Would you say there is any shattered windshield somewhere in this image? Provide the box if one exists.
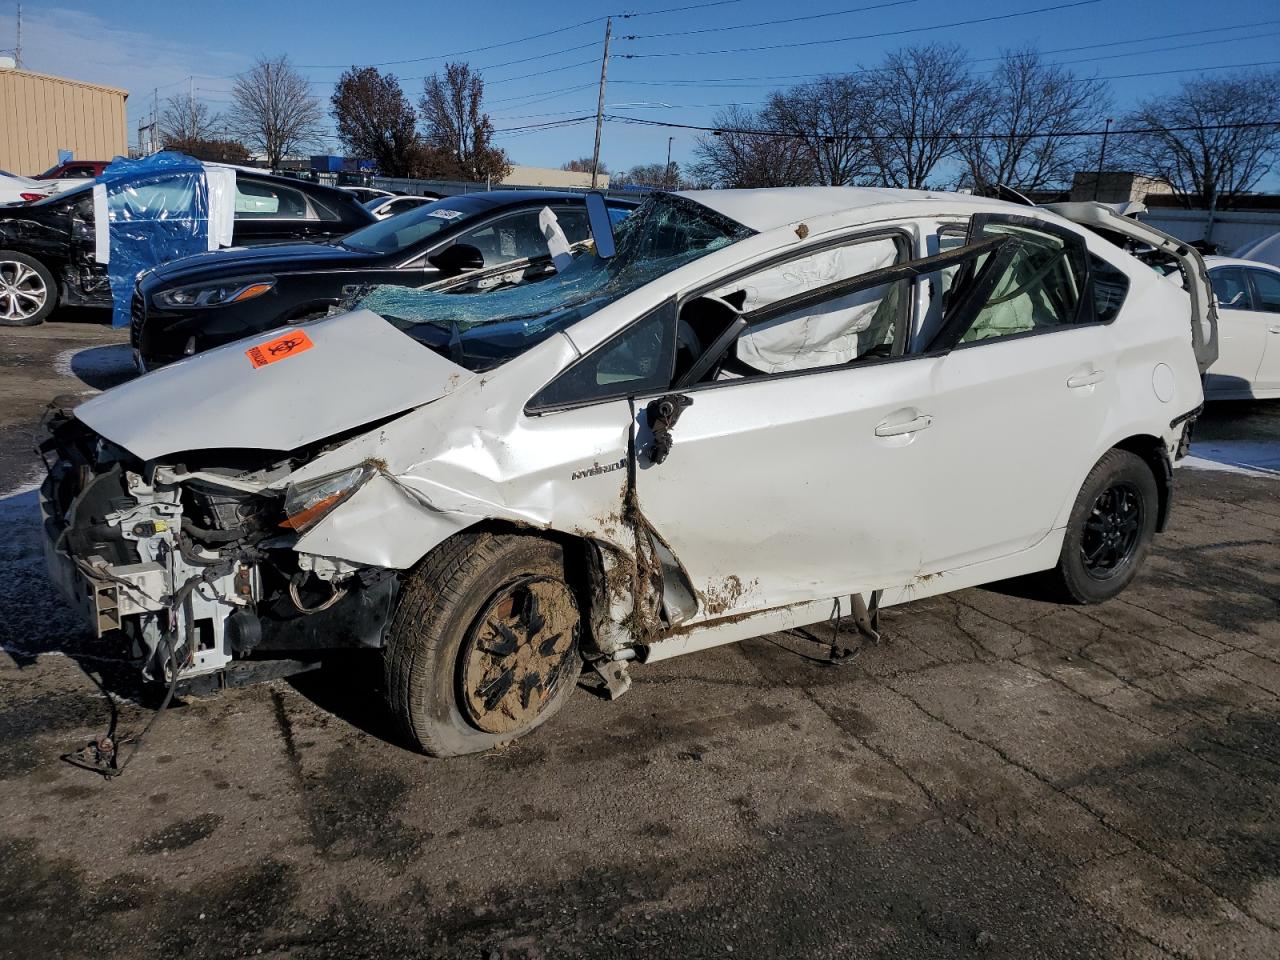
[358,193,754,371]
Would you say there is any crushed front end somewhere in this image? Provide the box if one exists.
[39,406,397,686]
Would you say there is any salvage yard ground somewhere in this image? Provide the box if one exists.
[1,318,1278,959]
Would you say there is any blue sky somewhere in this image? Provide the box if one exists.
[6,0,1279,184]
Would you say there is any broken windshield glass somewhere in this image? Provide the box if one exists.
[358,193,754,371]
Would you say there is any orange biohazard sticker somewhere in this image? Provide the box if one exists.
[246,330,314,368]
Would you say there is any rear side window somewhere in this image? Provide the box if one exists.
[1211,267,1251,309]
[958,221,1088,344]
[1090,255,1129,323]
[235,179,313,219]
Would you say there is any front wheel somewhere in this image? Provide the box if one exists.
[0,251,57,326]
[384,533,583,757]
[1045,449,1159,604]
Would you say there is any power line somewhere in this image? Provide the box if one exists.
[622,0,920,40]
[293,0,744,71]
[598,58,1280,113]
[609,18,1280,86]
[605,114,1280,141]
[622,0,1103,58]
[296,16,606,69]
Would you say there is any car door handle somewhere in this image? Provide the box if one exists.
[1066,369,1106,388]
[875,415,933,437]
[1268,324,1280,334]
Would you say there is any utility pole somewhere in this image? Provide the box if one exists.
[665,135,674,188]
[1092,117,1113,202]
[14,2,20,69]
[590,17,612,190]
[189,75,195,140]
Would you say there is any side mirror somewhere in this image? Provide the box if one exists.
[428,242,484,276]
[585,191,616,259]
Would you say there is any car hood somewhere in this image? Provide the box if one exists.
[76,308,474,460]
[146,241,379,284]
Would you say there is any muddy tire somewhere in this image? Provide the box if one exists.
[384,532,583,757]
[0,251,57,326]
[1044,449,1158,605]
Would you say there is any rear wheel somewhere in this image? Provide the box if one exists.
[0,251,56,326]
[384,533,583,757]
[1045,449,1158,604]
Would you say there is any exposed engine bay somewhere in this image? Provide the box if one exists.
[39,406,397,685]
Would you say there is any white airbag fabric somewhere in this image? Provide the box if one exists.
[538,206,573,272]
[719,238,899,373]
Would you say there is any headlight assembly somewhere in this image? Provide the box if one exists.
[154,277,276,309]
[280,463,377,532]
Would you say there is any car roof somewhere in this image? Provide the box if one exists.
[1203,255,1280,272]
[454,189,631,208]
[675,186,1015,233]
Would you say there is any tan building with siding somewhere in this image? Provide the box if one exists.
[0,66,128,175]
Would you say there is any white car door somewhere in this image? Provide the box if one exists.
[620,232,985,618]
[1207,265,1267,393]
[1245,266,1280,390]
[910,213,1118,572]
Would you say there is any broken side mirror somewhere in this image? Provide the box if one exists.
[585,191,615,259]
[428,242,484,276]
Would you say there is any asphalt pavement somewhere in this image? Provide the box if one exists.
[1,317,1278,959]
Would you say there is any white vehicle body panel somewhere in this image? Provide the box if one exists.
[47,187,1206,679]
[76,309,475,460]
[0,171,54,204]
[1203,255,1280,400]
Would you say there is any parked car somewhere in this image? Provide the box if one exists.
[1204,255,1280,399]
[41,188,1212,756]
[132,190,635,367]
[36,160,112,193]
[0,171,374,326]
[340,186,393,204]
[0,169,55,205]
[364,194,436,220]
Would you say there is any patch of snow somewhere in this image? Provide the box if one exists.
[1182,440,1280,479]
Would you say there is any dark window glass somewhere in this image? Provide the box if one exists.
[531,306,675,408]
[1211,267,1251,309]
[1247,268,1280,314]
[1091,255,1129,323]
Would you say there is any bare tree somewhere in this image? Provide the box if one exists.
[562,156,608,174]
[764,75,878,185]
[869,44,983,189]
[228,55,325,169]
[419,62,511,182]
[331,67,420,177]
[159,93,215,146]
[613,161,685,189]
[960,49,1109,193]
[1118,69,1280,211]
[692,106,812,188]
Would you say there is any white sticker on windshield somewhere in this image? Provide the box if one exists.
[427,209,464,220]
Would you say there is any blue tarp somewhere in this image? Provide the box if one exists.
[97,152,211,327]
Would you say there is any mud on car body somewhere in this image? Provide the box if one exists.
[41,189,1214,756]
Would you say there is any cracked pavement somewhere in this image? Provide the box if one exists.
[1,319,1278,959]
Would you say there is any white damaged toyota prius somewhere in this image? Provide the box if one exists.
[41,188,1216,756]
